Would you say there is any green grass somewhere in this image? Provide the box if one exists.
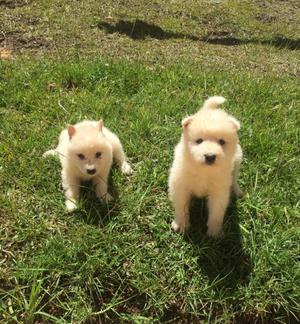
[0,59,299,322]
[1,0,300,322]
[1,0,299,75]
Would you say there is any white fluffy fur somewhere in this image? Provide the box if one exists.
[44,120,132,211]
[168,96,243,237]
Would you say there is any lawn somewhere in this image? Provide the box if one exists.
[0,0,299,323]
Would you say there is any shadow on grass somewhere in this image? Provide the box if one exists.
[204,35,300,50]
[96,19,200,41]
[186,196,251,291]
[73,173,120,227]
[87,275,149,322]
[96,19,300,50]
[0,0,31,9]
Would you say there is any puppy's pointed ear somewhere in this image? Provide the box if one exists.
[98,119,104,132]
[229,116,240,131]
[67,125,76,139]
[182,116,193,129]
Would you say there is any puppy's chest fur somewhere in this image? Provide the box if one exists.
[170,142,233,198]
[186,166,232,197]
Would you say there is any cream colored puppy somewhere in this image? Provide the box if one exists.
[168,96,243,237]
[44,120,132,211]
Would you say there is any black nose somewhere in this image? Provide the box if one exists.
[87,169,96,175]
[205,154,216,164]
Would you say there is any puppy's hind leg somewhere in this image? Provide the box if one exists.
[232,145,243,197]
[232,165,243,198]
[232,157,243,198]
[43,149,58,158]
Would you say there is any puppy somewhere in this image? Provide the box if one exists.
[168,96,243,237]
[44,119,132,211]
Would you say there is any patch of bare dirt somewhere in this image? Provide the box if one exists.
[0,0,31,9]
[256,14,279,24]
[13,14,40,25]
[254,0,299,23]
[0,31,48,51]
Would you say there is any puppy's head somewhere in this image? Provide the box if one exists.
[182,97,240,166]
[67,120,112,177]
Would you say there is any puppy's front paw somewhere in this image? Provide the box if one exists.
[206,225,223,238]
[171,221,188,234]
[121,162,133,175]
[103,193,113,203]
[66,199,77,212]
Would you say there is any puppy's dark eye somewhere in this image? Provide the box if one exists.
[95,152,102,158]
[219,139,226,146]
[196,138,203,144]
[78,154,85,160]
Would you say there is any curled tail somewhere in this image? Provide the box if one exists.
[43,149,58,158]
[202,96,226,110]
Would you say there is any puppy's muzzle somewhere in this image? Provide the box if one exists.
[204,154,216,165]
[87,169,96,175]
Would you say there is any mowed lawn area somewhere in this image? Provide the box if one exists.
[0,0,299,322]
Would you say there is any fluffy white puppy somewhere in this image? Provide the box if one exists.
[44,119,132,211]
[168,96,243,237]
